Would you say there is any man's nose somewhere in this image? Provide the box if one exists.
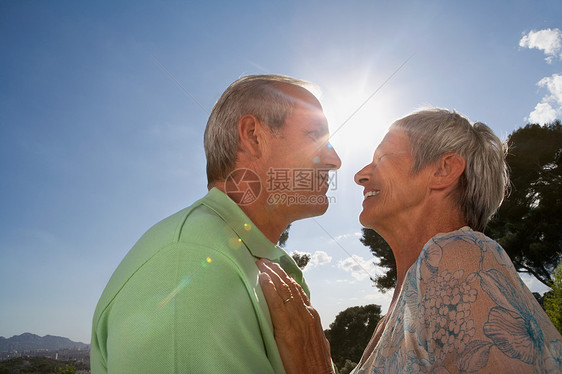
[323,143,342,170]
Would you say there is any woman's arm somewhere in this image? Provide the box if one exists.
[257,259,335,374]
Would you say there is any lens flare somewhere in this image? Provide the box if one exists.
[201,256,213,268]
[159,276,191,308]
[228,236,242,249]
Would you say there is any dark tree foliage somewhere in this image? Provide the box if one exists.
[544,263,562,334]
[278,224,291,248]
[291,252,311,269]
[339,359,358,374]
[360,228,395,292]
[0,357,84,374]
[278,224,311,269]
[486,121,562,287]
[533,292,546,309]
[324,304,382,372]
[361,121,562,291]
[56,365,76,374]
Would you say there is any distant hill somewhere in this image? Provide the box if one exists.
[0,333,88,352]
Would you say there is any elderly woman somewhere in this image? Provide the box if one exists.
[257,108,562,373]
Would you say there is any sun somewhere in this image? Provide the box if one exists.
[318,75,397,163]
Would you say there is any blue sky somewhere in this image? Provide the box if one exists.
[1,1,561,344]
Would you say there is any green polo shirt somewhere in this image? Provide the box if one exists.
[91,188,309,373]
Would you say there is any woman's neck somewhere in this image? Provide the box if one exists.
[378,206,467,288]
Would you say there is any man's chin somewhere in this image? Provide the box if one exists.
[293,202,330,221]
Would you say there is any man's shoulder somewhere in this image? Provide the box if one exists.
[139,197,233,248]
[138,201,208,243]
[92,198,227,321]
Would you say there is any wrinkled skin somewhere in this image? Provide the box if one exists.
[257,259,334,374]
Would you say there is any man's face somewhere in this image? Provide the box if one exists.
[260,86,341,220]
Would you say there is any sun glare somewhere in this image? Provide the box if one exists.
[320,77,397,163]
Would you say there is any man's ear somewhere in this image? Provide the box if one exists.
[237,114,267,158]
[429,153,466,190]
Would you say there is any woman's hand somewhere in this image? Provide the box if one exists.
[257,258,334,374]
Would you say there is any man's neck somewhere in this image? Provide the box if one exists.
[210,182,288,245]
[239,204,288,244]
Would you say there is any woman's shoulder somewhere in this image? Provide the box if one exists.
[427,227,508,261]
[428,227,495,250]
[414,227,516,284]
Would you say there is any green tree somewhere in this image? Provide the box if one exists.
[486,121,562,287]
[278,224,311,269]
[56,364,76,374]
[278,224,291,248]
[324,304,382,372]
[291,251,311,269]
[360,228,395,292]
[544,262,562,334]
[0,357,83,374]
[361,121,562,291]
[339,359,358,374]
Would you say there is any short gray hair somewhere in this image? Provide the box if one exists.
[392,108,509,232]
[204,74,312,185]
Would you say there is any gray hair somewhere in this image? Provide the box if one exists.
[392,108,509,232]
[204,74,313,185]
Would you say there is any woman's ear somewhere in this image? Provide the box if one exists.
[430,153,466,190]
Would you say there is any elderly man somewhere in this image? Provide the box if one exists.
[90,75,341,373]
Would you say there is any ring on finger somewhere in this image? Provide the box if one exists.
[283,296,294,303]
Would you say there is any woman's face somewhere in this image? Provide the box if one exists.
[354,128,432,231]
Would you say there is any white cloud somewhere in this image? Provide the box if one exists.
[338,255,377,281]
[333,232,362,241]
[529,102,557,124]
[539,74,562,106]
[311,250,332,266]
[527,74,562,124]
[291,250,332,270]
[520,28,562,64]
[363,292,393,311]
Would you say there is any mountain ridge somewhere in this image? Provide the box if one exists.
[0,333,89,352]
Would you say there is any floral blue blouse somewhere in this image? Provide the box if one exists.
[354,227,562,373]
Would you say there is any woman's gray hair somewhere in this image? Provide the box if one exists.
[204,74,312,185]
[392,108,509,232]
